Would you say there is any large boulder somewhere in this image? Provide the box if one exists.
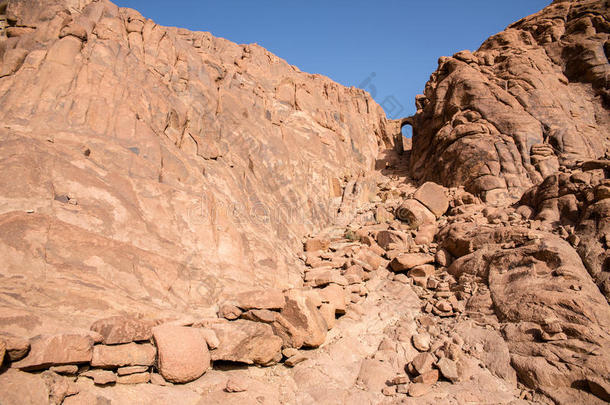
[152,325,210,383]
[91,343,156,368]
[90,316,155,345]
[279,294,328,348]
[12,334,93,370]
[232,289,286,311]
[413,182,449,218]
[204,320,283,366]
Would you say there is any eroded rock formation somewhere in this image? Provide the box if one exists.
[0,0,390,334]
[409,0,610,203]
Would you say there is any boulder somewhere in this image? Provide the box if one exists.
[410,352,435,375]
[317,284,347,314]
[81,369,117,385]
[0,334,30,361]
[233,289,286,311]
[13,334,93,370]
[152,325,210,383]
[304,238,330,252]
[90,316,154,345]
[376,230,412,251]
[390,253,434,272]
[413,182,449,217]
[395,199,436,229]
[279,295,328,348]
[206,320,283,366]
[437,357,459,383]
[90,343,156,368]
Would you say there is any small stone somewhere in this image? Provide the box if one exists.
[413,369,438,384]
[218,304,242,320]
[382,385,397,396]
[435,300,452,312]
[408,383,432,397]
[49,365,79,375]
[390,375,410,385]
[150,373,171,386]
[410,352,435,375]
[117,365,149,376]
[285,354,308,367]
[412,333,431,352]
[200,328,220,350]
[225,376,248,393]
[81,369,117,385]
[396,383,409,394]
[437,357,459,383]
[117,372,150,384]
[282,347,299,358]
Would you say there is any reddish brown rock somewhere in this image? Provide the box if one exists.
[304,238,330,252]
[413,182,449,218]
[409,1,610,198]
[206,319,283,366]
[0,0,390,345]
[410,352,435,375]
[233,289,286,311]
[0,334,30,361]
[280,295,328,348]
[13,334,93,370]
[117,365,149,376]
[0,369,49,405]
[395,199,436,229]
[90,343,156,368]
[81,369,117,385]
[117,372,150,384]
[90,316,154,345]
[390,253,434,272]
[152,325,210,383]
[413,369,439,385]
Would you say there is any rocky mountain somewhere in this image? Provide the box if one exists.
[0,0,608,404]
[409,0,609,203]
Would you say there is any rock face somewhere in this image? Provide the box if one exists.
[409,0,610,201]
[0,0,391,335]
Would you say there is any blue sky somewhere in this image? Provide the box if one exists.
[116,0,550,135]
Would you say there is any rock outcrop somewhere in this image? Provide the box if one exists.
[409,0,610,203]
[0,0,390,335]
